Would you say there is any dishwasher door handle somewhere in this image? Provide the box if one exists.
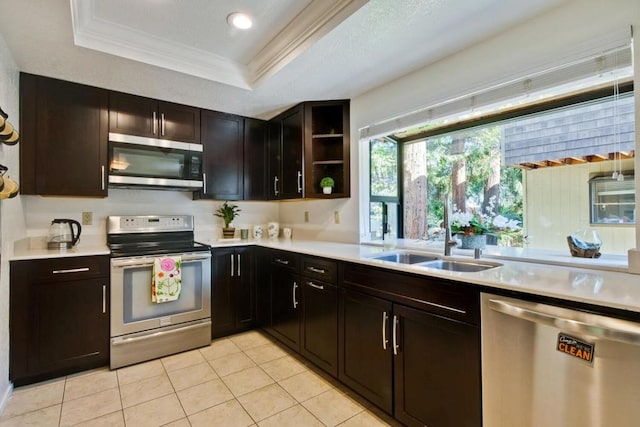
[488,298,640,346]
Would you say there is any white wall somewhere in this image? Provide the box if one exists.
[23,192,279,244]
[278,0,640,244]
[0,35,26,407]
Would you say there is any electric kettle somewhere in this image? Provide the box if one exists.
[47,219,82,250]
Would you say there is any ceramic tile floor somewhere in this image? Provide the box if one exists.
[0,330,394,427]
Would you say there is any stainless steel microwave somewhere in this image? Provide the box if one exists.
[108,133,203,190]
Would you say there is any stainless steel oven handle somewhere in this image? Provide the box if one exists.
[111,321,211,346]
[111,253,211,268]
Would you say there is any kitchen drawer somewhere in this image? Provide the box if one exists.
[270,250,299,272]
[340,262,479,324]
[26,255,110,282]
[302,256,337,284]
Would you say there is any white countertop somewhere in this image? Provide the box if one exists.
[11,237,640,314]
[254,239,640,315]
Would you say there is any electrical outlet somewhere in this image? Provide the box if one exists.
[81,211,93,226]
[304,211,309,223]
[334,211,340,224]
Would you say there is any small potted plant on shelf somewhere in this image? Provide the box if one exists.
[214,201,241,239]
[320,177,335,194]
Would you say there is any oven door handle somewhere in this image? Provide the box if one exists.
[111,320,212,346]
[111,253,211,268]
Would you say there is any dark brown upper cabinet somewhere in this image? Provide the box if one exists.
[196,112,268,201]
[268,100,350,200]
[268,104,304,200]
[20,73,109,197]
[198,110,244,200]
[109,91,200,143]
[243,118,269,200]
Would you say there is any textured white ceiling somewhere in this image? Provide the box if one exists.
[91,0,313,64]
[0,0,564,119]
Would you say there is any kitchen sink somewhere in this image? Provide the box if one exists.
[369,252,441,264]
[418,259,501,273]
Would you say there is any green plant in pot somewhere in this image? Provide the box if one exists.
[214,201,241,238]
[320,177,335,194]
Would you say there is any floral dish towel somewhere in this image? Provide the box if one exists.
[152,256,182,303]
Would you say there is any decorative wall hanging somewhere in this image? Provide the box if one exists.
[0,107,19,145]
[0,164,18,199]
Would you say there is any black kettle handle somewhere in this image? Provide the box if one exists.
[70,219,82,246]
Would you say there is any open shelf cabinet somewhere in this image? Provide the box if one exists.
[304,100,350,198]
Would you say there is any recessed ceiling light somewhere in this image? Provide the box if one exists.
[227,12,253,30]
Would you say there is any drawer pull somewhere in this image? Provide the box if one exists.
[274,258,289,265]
[52,267,90,274]
[307,281,324,290]
[307,266,326,274]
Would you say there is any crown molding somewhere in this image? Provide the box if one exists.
[69,0,368,90]
[247,0,369,87]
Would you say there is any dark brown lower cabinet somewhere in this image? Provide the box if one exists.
[10,256,110,386]
[270,267,301,351]
[211,247,255,338]
[394,304,481,427]
[338,288,481,427]
[301,279,338,377]
[338,288,394,413]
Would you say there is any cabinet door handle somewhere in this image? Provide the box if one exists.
[292,281,298,308]
[102,284,107,314]
[52,267,90,274]
[237,254,241,277]
[274,176,279,196]
[382,311,389,350]
[231,253,234,277]
[307,266,326,274]
[153,111,157,135]
[392,315,399,356]
[101,165,105,190]
[274,258,289,265]
[161,113,166,136]
[202,172,207,194]
[297,170,302,193]
[307,281,323,290]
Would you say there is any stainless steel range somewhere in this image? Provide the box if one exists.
[108,215,211,369]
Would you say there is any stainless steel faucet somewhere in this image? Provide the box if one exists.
[443,195,457,256]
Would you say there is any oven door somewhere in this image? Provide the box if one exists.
[110,251,211,337]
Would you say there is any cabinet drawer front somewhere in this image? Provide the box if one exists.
[302,257,337,283]
[29,256,110,282]
[340,263,479,324]
[270,250,299,271]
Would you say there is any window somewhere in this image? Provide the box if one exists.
[369,138,401,241]
[590,175,635,225]
[368,84,636,256]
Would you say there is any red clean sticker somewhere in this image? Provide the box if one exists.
[557,333,595,364]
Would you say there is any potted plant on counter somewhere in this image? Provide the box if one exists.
[320,176,335,194]
[215,201,241,239]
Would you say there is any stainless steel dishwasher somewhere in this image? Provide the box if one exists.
[481,292,640,427]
